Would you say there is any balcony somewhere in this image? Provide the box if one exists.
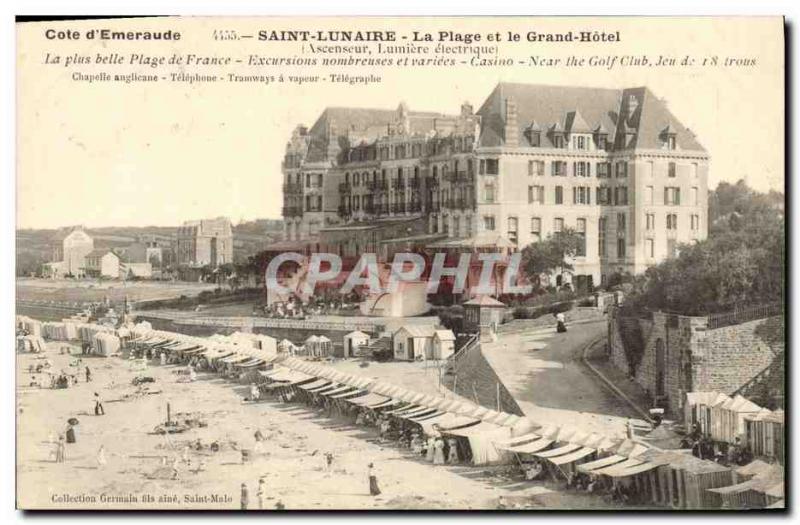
[281,206,303,218]
[408,201,422,213]
[409,178,421,189]
[426,176,440,188]
[338,182,352,194]
[392,178,406,191]
[428,200,441,212]
[445,196,477,211]
[454,171,475,185]
[392,203,407,214]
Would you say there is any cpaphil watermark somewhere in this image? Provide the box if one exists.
[265,252,532,296]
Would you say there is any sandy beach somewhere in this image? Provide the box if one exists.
[16,341,621,510]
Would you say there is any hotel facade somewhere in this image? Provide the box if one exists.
[281,83,709,289]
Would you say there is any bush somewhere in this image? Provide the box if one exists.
[512,300,574,320]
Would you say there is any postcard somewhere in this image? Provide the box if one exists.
[15,16,785,510]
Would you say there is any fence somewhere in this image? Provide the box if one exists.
[138,310,381,334]
[706,303,783,330]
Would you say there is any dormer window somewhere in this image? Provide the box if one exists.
[553,135,565,149]
[530,131,541,147]
[661,124,677,150]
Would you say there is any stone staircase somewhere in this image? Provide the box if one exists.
[734,351,785,409]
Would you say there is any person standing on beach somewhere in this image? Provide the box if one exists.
[85,366,91,383]
[240,482,249,510]
[367,463,381,496]
[256,478,267,509]
[94,392,105,415]
[55,435,66,463]
[96,445,107,468]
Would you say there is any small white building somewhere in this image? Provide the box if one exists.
[432,329,456,360]
[343,330,370,358]
[84,249,121,278]
[392,325,437,361]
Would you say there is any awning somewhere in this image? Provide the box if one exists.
[592,458,645,476]
[329,389,365,399]
[577,454,627,473]
[221,354,251,364]
[385,404,420,416]
[500,437,553,454]
[348,393,390,406]
[535,443,582,458]
[549,447,596,466]
[309,383,341,394]
[236,359,265,369]
[611,461,661,477]
[320,385,356,397]
[368,399,400,409]
[397,406,438,419]
[445,420,500,437]
[409,410,445,422]
[298,379,331,391]
[287,372,315,385]
[494,433,540,449]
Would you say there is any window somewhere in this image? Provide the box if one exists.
[442,216,450,235]
[554,218,564,233]
[555,185,564,204]
[691,187,699,205]
[552,161,567,177]
[576,218,587,256]
[528,185,544,204]
[483,215,496,231]
[616,161,628,178]
[617,238,626,259]
[574,161,590,177]
[529,131,541,147]
[430,214,438,234]
[575,135,588,150]
[646,238,655,258]
[453,216,461,237]
[646,213,655,230]
[598,218,607,257]
[666,213,678,230]
[691,214,700,231]
[668,162,676,178]
[528,160,544,176]
[614,186,629,205]
[484,182,496,203]
[573,186,591,205]
[507,217,518,245]
[479,159,485,175]
[667,136,676,150]
[596,162,611,178]
[553,135,565,149]
[597,186,611,205]
[645,186,654,205]
[531,217,542,242]
[596,134,608,150]
[664,187,681,205]
[691,163,698,178]
[465,215,473,237]
[485,159,499,175]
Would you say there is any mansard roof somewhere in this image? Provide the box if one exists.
[477,82,705,152]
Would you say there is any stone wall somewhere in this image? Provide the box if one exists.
[608,309,784,416]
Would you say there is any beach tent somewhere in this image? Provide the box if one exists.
[343,331,370,358]
[92,332,121,356]
[443,420,512,465]
[17,316,42,337]
[17,335,46,353]
[712,395,762,444]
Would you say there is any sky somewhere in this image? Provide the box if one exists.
[16,17,784,229]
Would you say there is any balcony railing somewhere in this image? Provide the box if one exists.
[392,178,406,190]
[428,200,441,212]
[444,196,477,210]
[409,178,421,189]
[338,182,352,194]
[392,203,407,214]
[426,176,440,188]
[367,180,388,192]
[408,201,422,213]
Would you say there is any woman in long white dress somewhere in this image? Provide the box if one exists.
[433,438,446,465]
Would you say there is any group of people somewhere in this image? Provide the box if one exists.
[685,425,753,466]
[257,295,360,320]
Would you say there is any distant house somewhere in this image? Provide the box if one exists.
[343,330,370,358]
[84,249,121,278]
[46,226,93,278]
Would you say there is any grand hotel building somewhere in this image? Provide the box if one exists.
[281,83,709,289]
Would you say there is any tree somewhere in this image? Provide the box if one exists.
[627,182,784,315]
[520,228,585,290]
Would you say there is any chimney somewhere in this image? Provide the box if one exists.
[326,121,339,159]
[503,98,519,147]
